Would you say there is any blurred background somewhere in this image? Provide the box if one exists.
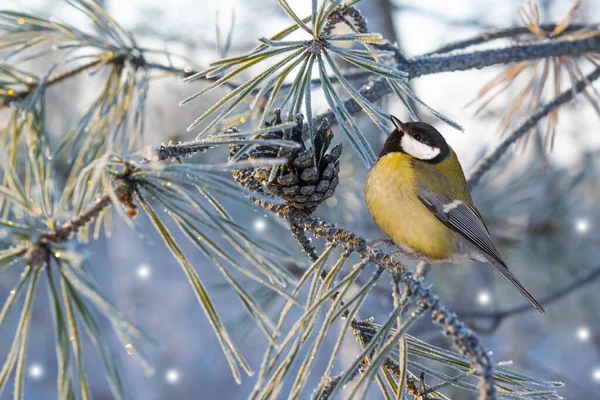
[1,0,600,398]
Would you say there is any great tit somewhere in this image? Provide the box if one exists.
[364,115,544,312]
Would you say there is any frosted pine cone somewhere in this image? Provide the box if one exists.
[231,110,341,213]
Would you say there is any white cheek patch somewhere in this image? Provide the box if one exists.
[400,134,440,160]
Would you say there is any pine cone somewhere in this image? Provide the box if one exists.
[231,110,342,213]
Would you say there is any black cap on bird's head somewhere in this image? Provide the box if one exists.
[379,115,450,164]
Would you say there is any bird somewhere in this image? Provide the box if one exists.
[364,115,544,312]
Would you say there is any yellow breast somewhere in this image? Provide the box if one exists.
[364,152,459,260]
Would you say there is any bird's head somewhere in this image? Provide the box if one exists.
[379,115,450,163]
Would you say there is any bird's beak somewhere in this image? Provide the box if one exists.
[390,115,403,131]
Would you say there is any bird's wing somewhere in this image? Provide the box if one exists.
[417,185,545,312]
[416,186,503,264]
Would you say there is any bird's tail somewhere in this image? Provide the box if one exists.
[487,258,545,313]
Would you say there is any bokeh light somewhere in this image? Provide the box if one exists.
[28,363,44,380]
[577,326,590,342]
[477,291,491,306]
[575,218,590,234]
[253,218,266,232]
[136,264,152,280]
[165,369,180,384]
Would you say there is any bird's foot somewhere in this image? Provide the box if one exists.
[368,239,395,255]
[390,248,422,260]
[368,239,423,261]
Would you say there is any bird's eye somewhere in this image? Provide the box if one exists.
[414,133,422,141]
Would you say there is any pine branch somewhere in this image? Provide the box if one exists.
[279,210,496,400]
[404,34,600,78]
[23,140,212,262]
[313,27,600,127]
[246,191,497,397]
[21,122,292,263]
[20,179,135,270]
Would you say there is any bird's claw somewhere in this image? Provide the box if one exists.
[368,240,423,261]
[368,238,395,255]
[390,248,421,260]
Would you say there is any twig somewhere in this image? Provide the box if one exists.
[142,61,196,77]
[319,373,348,400]
[143,61,236,92]
[424,24,596,56]
[155,139,212,161]
[290,225,319,261]
[467,65,600,189]
[39,194,113,244]
[19,191,117,272]
[39,179,134,245]
[419,372,431,400]
[0,59,103,107]
[43,59,104,87]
